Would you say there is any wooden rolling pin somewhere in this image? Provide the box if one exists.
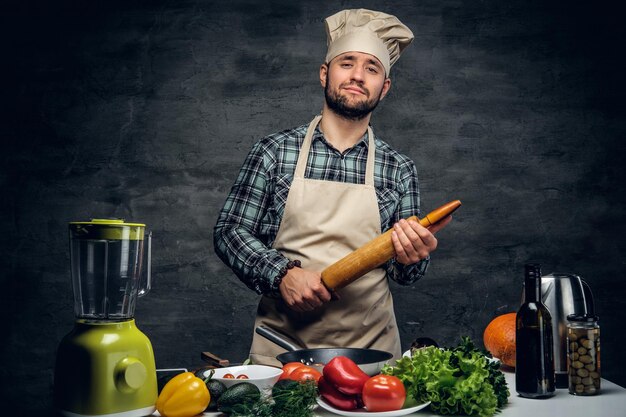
[321,200,461,290]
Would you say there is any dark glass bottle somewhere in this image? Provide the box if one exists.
[515,263,555,398]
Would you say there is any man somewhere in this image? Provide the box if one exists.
[214,8,452,366]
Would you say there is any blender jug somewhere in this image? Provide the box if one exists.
[69,219,151,320]
[55,219,157,417]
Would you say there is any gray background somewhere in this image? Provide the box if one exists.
[2,0,625,414]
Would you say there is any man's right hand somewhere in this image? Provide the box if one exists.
[279,267,332,312]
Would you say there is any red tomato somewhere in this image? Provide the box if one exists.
[236,374,249,379]
[289,366,322,384]
[279,362,306,380]
[362,375,406,412]
[222,373,235,379]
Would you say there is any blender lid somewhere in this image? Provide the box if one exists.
[69,219,146,240]
[70,219,146,226]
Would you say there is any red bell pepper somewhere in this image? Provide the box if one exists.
[318,376,359,411]
[323,356,370,395]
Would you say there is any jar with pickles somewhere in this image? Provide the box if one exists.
[567,314,600,395]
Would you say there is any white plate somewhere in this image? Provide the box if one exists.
[155,412,223,417]
[316,397,430,417]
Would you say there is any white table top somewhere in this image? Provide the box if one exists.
[314,370,626,417]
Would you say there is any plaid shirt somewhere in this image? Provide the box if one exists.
[213,122,429,296]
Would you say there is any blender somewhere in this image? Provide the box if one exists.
[54,219,157,417]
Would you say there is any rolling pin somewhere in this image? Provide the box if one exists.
[321,199,462,290]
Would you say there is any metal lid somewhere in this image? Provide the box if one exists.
[69,219,146,240]
[567,313,599,323]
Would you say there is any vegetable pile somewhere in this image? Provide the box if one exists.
[319,356,406,412]
[382,337,509,417]
[228,379,318,417]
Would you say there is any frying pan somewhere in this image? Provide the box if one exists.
[255,325,393,376]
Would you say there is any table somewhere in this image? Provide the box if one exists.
[166,370,625,417]
[314,371,626,417]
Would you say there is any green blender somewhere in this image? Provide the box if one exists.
[54,219,158,417]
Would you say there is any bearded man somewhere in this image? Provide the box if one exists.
[214,8,452,366]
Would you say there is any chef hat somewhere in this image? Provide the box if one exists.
[324,8,414,75]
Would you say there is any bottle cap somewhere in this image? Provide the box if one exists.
[524,263,542,278]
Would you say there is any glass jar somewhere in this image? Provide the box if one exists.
[567,314,600,395]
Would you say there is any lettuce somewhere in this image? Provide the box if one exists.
[382,337,509,417]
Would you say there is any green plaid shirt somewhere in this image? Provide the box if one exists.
[214,122,429,296]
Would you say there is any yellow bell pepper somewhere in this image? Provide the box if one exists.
[156,371,210,417]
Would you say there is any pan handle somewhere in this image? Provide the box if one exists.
[255,326,301,352]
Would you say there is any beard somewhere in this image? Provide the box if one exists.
[324,74,384,121]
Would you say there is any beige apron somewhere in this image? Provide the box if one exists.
[249,115,401,367]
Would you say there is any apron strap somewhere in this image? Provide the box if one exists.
[365,126,375,187]
[294,115,321,179]
[295,115,376,187]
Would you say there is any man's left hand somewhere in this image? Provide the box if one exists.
[391,215,453,265]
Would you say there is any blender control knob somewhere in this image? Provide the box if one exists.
[114,357,147,393]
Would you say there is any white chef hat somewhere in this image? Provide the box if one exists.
[324,8,414,75]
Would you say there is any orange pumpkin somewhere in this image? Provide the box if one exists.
[483,312,516,367]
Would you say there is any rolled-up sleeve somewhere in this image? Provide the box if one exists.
[385,158,429,285]
[213,141,288,296]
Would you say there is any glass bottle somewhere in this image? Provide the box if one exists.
[515,263,555,398]
[567,314,601,395]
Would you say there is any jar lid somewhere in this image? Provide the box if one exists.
[567,313,599,322]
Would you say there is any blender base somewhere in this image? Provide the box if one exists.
[59,405,156,417]
[54,319,158,417]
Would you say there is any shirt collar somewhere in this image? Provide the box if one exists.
[312,126,370,150]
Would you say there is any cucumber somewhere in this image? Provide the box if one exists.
[217,382,261,414]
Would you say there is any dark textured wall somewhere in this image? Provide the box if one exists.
[2,0,625,413]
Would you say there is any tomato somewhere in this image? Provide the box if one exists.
[236,374,249,379]
[278,362,306,380]
[362,374,406,412]
[222,373,235,379]
[289,366,322,384]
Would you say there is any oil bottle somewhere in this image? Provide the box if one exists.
[515,263,555,398]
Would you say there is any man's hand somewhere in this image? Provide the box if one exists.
[391,215,453,265]
[279,267,333,312]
